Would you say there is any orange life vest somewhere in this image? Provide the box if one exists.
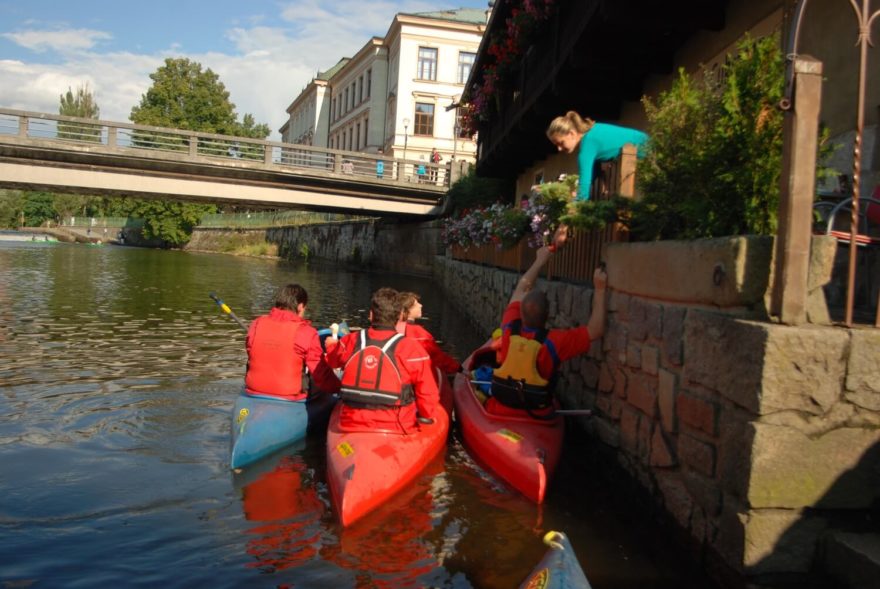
[340,330,414,407]
[245,315,305,398]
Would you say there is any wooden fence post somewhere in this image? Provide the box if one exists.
[771,56,824,325]
[617,144,638,198]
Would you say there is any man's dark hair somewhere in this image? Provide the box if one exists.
[370,287,400,327]
[521,290,549,328]
[274,284,308,310]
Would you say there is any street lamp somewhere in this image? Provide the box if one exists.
[402,117,410,180]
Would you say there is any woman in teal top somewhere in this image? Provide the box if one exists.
[546,111,648,200]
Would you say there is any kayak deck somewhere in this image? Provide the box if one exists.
[327,368,453,527]
[453,345,564,503]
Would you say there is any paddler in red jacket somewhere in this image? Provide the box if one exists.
[488,237,607,418]
[324,287,439,432]
[245,284,340,400]
[395,291,462,375]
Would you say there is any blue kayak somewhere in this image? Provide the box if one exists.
[230,322,349,470]
[519,531,592,589]
[229,391,336,470]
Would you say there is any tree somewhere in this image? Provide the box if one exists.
[56,85,101,218]
[636,33,785,240]
[58,84,101,142]
[0,190,26,228]
[127,58,270,246]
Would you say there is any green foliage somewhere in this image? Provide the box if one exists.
[564,196,632,232]
[58,84,101,142]
[21,192,57,226]
[635,33,786,240]
[0,190,26,227]
[123,58,267,246]
[120,199,217,247]
[299,242,311,260]
[446,170,511,215]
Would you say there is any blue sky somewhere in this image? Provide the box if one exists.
[0,1,491,138]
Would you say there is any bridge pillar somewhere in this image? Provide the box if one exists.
[18,116,27,137]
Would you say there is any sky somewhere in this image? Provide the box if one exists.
[0,0,491,139]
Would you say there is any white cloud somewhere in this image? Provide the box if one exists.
[0,1,459,139]
[2,28,113,53]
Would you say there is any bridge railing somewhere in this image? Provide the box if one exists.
[0,108,451,188]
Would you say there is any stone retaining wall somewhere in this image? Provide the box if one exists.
[435,236,879,588]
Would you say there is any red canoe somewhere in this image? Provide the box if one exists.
[453,344,564,503]
[327,368,452,527]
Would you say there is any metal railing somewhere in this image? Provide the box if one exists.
[0,107,452,189]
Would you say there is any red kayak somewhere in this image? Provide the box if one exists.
[327,368,452,527]
[453,343,564,503]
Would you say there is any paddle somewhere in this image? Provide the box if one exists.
[209,292,249,332]
[469,380,594,417]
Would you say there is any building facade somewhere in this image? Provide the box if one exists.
[280,8,488,171]
[280,58,349,148]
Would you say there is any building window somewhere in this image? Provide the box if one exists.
[457,52,476,84]
[366,69,372,97]
[358,76,363,103]
[356,123,361,149]
[331,98,336,121]
[344,88,349,112]
[342,131,346,151]
[414,102,434,136]
[417,47,438,80]
[363,117,368,146]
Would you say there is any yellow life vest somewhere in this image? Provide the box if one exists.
[491,321,557,410]
[493,334,549,388]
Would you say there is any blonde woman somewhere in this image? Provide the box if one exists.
[546,111,648,201]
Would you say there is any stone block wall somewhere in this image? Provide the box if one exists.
[435,238,880,587]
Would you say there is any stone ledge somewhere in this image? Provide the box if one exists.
[605,236,773,309]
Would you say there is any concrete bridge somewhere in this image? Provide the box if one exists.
[0,108,463,217]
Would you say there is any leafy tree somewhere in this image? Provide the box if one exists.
[126,58,270,245]
[123,199,213,247]
[0,190,26,228]
[19,192,57,227]
[636,33,786,240]
[58,83,102,142]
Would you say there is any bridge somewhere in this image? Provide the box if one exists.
[0,108,462,217]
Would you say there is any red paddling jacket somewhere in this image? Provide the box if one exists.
[326,327,438,431]
[246,308,340,400]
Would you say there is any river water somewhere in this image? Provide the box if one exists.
[0,242,716,588]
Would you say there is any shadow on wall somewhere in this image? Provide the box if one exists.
[749,441,880,589]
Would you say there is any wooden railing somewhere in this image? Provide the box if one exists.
[449,150,635,284]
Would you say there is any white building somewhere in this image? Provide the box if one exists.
[280,7,488,170]
[280,58,349,148]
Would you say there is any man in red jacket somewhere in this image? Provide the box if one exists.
[488,243,607,417]
[324,287,439,432]
[245,284,340,400]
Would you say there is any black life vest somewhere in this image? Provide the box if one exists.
[340,330,414,408]
[491,320,558,410]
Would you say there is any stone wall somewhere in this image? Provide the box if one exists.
[263,219,442,276]
[435,236,880,588]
